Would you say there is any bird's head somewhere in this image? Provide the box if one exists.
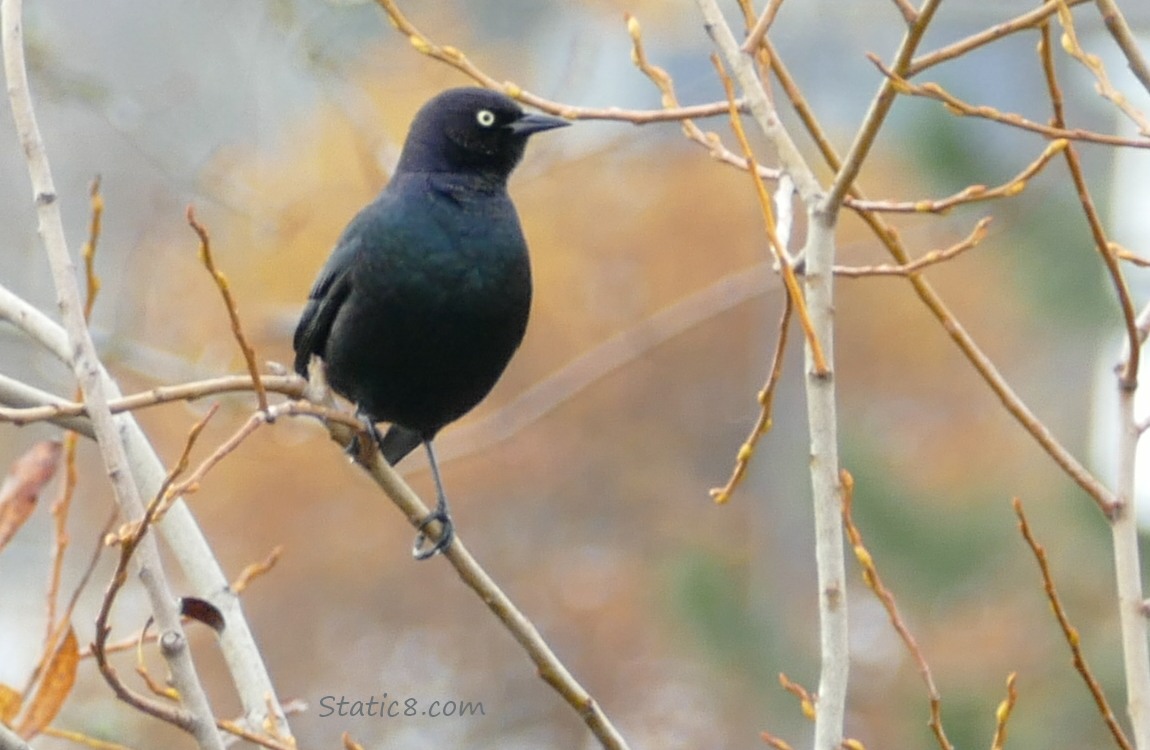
[395,87,569,181]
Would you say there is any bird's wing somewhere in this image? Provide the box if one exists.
[292,235,360,377]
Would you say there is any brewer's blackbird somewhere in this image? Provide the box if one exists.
[293,87,568,559]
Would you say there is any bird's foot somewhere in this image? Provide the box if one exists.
[345,414,383,462]
[412,508,455,560]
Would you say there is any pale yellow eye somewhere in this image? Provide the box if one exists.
[476,109,496,127]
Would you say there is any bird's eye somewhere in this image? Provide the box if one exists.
[475,109,496,127]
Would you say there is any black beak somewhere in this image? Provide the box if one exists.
[508,112,570,136]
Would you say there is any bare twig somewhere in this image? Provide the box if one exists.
[778,673,817,721]
[871,56,1150,149]
[710,294,793,504]
[713,55,826,374]
[890,0,918,25]
[1037,23,1140,388]
[374,0,733,124]
[740,0,786,53]
[759,730,796,750]
[625,13,780,181]
[834,216,991,278]
[80,177,102,321]
[164,399,360,515]
[1094,0,1150,98]
[990,673,1019,750]
[187,207,269,414]
[847,140,1067,214]
[1115,243,1150,268]
[1056,2,1150,136]
[905,0,1090,76]
[1013,498,1133,750]
[231,545,284,595]
[842,470,953,750]
[824,0,944,218]
[45,177,103,649]
[0,374,305,428]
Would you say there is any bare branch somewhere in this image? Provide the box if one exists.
[710,294,793,504]
[842,470,953,750]
[906,0,1091,76]
[990,673,1019,750]
[848,140,1067,214]
[1057,2,1150,136]
[1093,0,1150,104]
[740,0,786,53]
[834,216,992,277]
[712,55,827,374]
[824,0,944,218]
[0,374,304,429]
[187,207,269,414]
[871,55,1150,149]
[374,0,734,124]
[1014,498,1134,750]
[2,0,224,744]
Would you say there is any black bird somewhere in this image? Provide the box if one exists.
[293,87,568,559]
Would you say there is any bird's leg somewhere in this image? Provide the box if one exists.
[412,440,455,560]
[346,410,383,463]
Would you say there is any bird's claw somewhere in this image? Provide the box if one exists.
[344,414,383,462]
[412,509,455,560]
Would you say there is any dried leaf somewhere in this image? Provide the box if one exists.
[0,441,62,551]
[180,597,225,633]
[16,626,78,738]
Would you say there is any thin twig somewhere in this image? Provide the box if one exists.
[1037,21,1139,389]
[0,374,305,427]
[625,13,779,181]
[1056,1,1150,136]
[45,176,103,648]
[374,0,734,124]
[187,206,269,414]
[834,216,992,278]
[163,399,361,514]
[1013,498,1133,750]
[740,0,786,53]
[81,176,102,321]
[905,0,1090,76]
[990,673,1019,750]
[871,56,1150,149]
[1094,0,1150,98]
[92,425,214,735]
[778,673,817,721]
[231,545,284,595]
[713,55,826,374]
[842,470,953,750]
[824,0,944,218]
[847,140,1067,214]
[710,294,793,504]
[890,0,918,25]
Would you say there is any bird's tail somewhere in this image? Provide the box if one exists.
[378,425,423,466]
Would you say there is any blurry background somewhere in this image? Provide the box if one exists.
[2,1,1150,748]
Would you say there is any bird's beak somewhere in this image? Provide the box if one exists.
[508,112,570,135]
